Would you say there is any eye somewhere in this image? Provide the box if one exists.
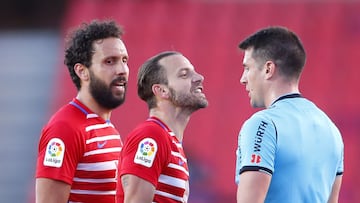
[179,70,189,78]
[122,57,128,64]
[105,57,116,65]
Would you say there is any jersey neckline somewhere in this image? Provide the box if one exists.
[271,93,302,106]
[147,116,171,132]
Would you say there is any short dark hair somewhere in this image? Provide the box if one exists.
[64,20,124,90]
[239,26,306,79]
[137,51,181,109]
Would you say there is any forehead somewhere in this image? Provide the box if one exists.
[243,47,255,65]
[93,37,128,56]
[159,54,193,73]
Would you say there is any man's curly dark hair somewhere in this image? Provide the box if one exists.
[64,20,124,90]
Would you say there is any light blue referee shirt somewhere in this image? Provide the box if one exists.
[235,93,344,203]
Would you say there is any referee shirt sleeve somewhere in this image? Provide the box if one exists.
[336,142,344,176]
[235,113,277,184]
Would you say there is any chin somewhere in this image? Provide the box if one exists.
[197,100,209,109]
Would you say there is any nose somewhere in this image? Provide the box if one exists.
[117,63,129,76]
[193,72,204,83]
[240,71,246,85]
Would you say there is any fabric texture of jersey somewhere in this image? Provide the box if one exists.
[235,94,344,203]
[36,98,122,203]
[117,117,189,203]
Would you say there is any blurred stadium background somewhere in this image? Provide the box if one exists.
[0,0,359,202]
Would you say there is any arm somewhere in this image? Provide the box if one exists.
[35,178,71,203]
[328,175,342,203]
[237,171,271,203]
[121,174,156,203]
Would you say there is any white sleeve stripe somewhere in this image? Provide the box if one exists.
[168,163,189,176]
[86,135,121,144]
[73,177,116,183]
[85,123,115,131]
[154,190,184,202]
[86,113,98,119]
[158,174,186,189]
[84,147,121,156]
[70,189,115,195]
[77,160,117,171]
[171,140,183,148]
[171,151,187,162]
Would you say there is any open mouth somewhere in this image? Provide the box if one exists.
[194,86,203,94]
[114,81,127,87]
[112,78,127,88]
[111,80,127,93]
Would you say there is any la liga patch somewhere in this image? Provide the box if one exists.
[134,138,157,167]
[43,138,65,168]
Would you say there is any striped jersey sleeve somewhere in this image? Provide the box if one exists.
[36,99,122,203]
[117,119,189,203]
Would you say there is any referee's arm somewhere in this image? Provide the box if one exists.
[236,171,271,203]
[328,175,342,203]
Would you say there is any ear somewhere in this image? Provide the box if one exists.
[152,84,169,98]
[74,63,89,81]
[264,61,276,79]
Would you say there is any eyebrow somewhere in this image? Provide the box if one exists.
[176,66,192,72]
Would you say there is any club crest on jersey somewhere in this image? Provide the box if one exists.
[134,138,157,167]
[43,138,65,168]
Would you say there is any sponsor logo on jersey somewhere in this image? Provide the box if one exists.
[43,138,65,167]
[253,121,268,152]
[251,154,261,163]
[134,138,157,167]
[97,140,107,149]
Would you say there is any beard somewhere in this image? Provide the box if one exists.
[169,87,208,112]
[89,70,127,110]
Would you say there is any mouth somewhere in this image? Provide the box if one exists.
[246,89,251,97]
[113,81,127,87]
[194,86,204,94]
[112,78,128,88]
[111,79,128,95]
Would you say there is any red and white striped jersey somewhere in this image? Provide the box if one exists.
[36,98,122,203]
[117,117,189,203]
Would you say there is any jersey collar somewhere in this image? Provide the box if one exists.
[147,116,171,132]
[271,93,302,106]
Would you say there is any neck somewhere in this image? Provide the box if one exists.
[265,81,300,108]
[76,93,112,120]
[149,107,190,141]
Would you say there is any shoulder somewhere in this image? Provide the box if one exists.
[125,121,170,146]
[244,110,273,128]
[49,103,85,124]
[240,110,277,141]
[121,120,172,168]
[40,103,87,143]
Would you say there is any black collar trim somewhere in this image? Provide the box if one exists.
[271,93,302,106]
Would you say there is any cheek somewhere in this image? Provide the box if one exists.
[123,65,130,75]
[171,80,190,89]
[246,72,254,83]
[247,73,261,90]
[249,70,261,82]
